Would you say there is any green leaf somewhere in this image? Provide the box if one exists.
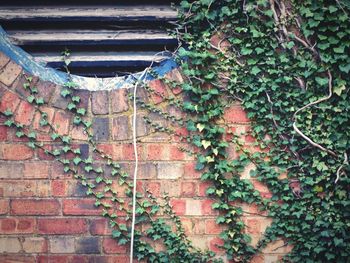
[77,108,86,116]
[27,95,35,103]
[60,89,71,98]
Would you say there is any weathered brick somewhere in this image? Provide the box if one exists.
[50,237,75,253]
[92,91,109,114]
[0,125,9,141]
[0,237,21,253]
[136,114,149,137]
[73,90,90,109]
[0,217,35,233]
[51,87,69,109]
[157,163,183,179]
[183,162,202,179]
[0,91,20,113]
[51,180,67,196]
[0,255,35,263]
[90,218,112,235]
[223,106,249,123]
[201,199,218,215]
[22,237,47,253]
[112,115,130,141]
[103,237,127,254]
[251,179,272,199]
[145,181,161,197]
[75,237,100,254]
[146,144,167,160]
[14,100,35,126]
[70,125,89,141]
[169,145,186,160]
[137,163,157,179]
[205,219,223,234]
[35,80,56,102]
[53,110,71,135]
[0,144,33,160]
[37,255,70,263]
[0,52,10,69]
[63,199,101,215]
[148,79,168,104]
[10,199,60,215]
[24,162,49,178]
[33,106,55,132]
[198,181,211,197]
[38,218,88,234]
[93,117,109,141]
[209,237,225,254]
[164,68,184,95]
[111,88,129,113]
[0,162,24,179]
[185,200,202,216]
[181,182,196,197]
[0,199,9,214]
[0,61,22,86]
[160,181,180,197]
[170,199,186,215]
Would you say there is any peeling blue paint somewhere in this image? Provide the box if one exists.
[0,26,178,91]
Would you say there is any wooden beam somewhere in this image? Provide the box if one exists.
[0,6,177,22]
[7,29,177,46]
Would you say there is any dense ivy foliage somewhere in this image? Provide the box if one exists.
[172,0,350,262]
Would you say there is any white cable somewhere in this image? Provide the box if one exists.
[130,68,148,263]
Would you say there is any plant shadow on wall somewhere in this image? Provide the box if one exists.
[2,0,350,262]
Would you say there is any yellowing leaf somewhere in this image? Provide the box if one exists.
[213,148,219,156]
[334,84,346,96]
[206,155,215,163]
[196,123,205,132]
[201,140,211,149]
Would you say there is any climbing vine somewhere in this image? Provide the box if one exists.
[168,0,349,262]
[1,0,350,262]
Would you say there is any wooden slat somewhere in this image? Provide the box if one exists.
[33,51,171,67]
[7,29,176,46]
[0,6,177,22]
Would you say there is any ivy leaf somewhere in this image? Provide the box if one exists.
[201,140,211,149]
[60,89,71,98]
[334,84,346,96]
[3,109,13,116]
[196,123,205,132]
[315,77,328,86]
[77,108,86,116]
[73,157,81,165]
[27,95,35,103]
[15,131,24,138]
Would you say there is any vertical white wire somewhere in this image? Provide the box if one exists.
[130,68,148,263]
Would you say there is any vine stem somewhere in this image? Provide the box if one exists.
[292,70,337,157]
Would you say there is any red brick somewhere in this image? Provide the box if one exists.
[38,218,88,234]
[164,68,184,95]
[205,219,223,234]
[0,52,10,69]
[17,218,35,232]
[0,218,15,232]
[1,144,34,160]
[24,162,49,178]
[92,91,109,114]
[174,127,189,142]
[183,162,202,179]
[201,199,218,215]
[209,237,225,254]
[111,88,129,113]
[145,182,161,197]
[0,61,22,86]
[70,125,88,141]
[198,181,211,197]
[37,255,70,263]
[14,100,35,126]
[245,218,261,234]
[37,144,55,160]
[250,254,265,263]
[0,125,8,141]
[251,179,272,198]
[103,237,127,254]
[10,199,60,215]
[148,79,168,104]
[181,182,196,197]
[0,91,20,113]
[169,145,185,160]
[52,110,70,135]
[121,143,142,161]
[63,199,102,215]
[223,106,249,123]
[170,199,186,215]
[51,180,66,196]
[0,199,9,214]
[145,144,166,160]
[90,218,111,235]
[33,106,55,132]
[0,255,35,263]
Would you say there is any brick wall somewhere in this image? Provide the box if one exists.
[0,52,291,263]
